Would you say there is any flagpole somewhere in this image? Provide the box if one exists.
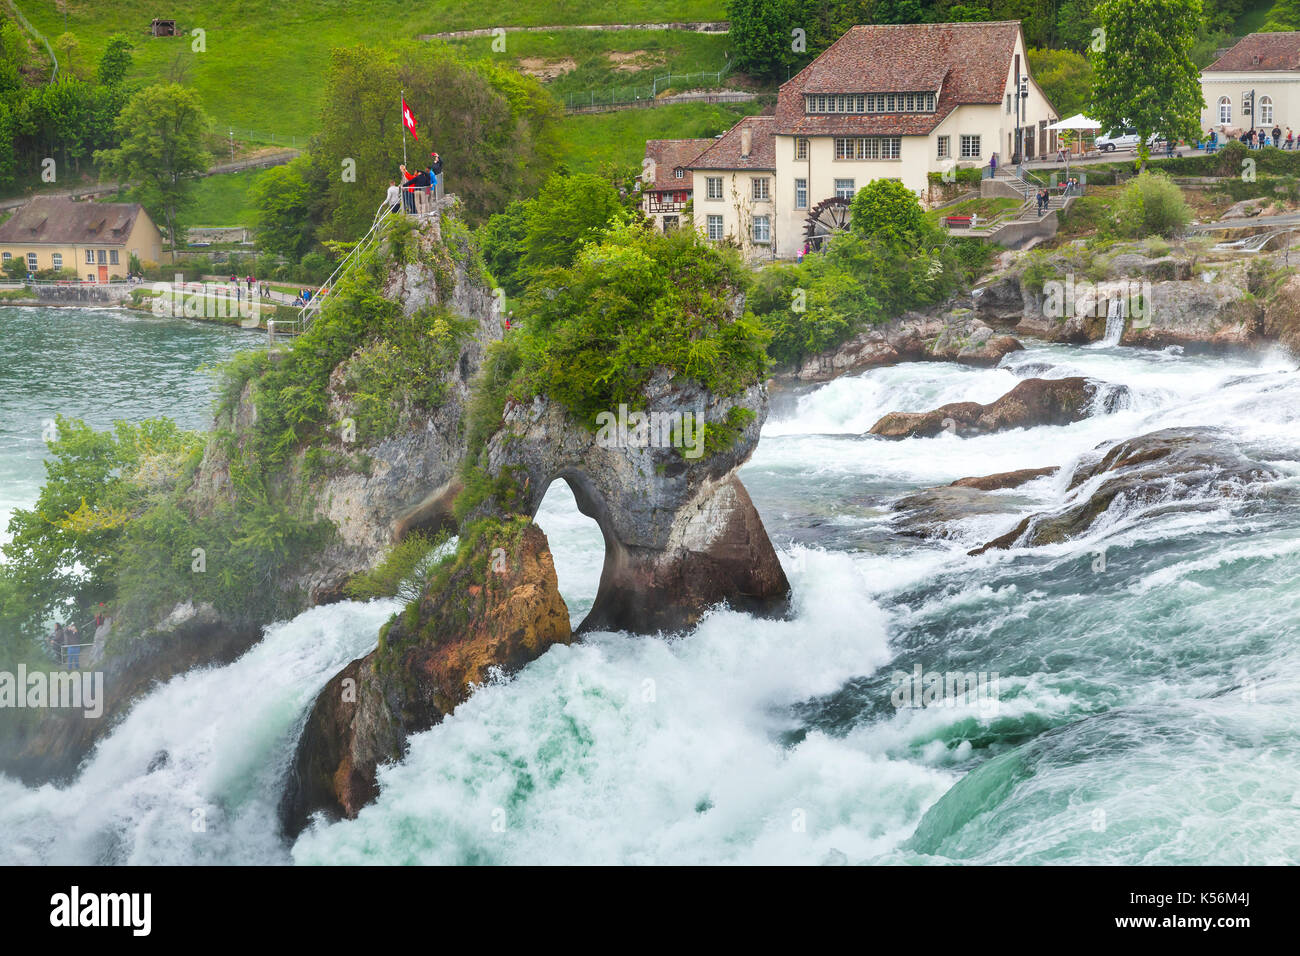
[400,88,407,167]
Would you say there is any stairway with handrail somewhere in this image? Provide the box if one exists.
[267,202,399,342]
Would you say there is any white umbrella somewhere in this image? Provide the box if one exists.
[1048,113,1102,130]
[1046,114,1102,181]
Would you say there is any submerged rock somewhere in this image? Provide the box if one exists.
[890,468,1059,539]
[869,377,1125,440]
[951,467,1060,490]
[281,521,572,834]
[970,427,1282,554]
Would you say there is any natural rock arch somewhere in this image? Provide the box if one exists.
[480,371,790,634]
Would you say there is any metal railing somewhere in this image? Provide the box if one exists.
[563,64,733,110]
[57,643,94,667]
[4,0,57,83]
[216,123,304,148]
[269,201,400,341]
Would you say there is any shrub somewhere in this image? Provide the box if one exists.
[1112,171,1191,238]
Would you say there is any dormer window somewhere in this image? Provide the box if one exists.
[805,92,936,114]
[674,167,685,178]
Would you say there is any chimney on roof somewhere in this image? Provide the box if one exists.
[740,125,752,158]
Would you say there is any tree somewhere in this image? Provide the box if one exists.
[1112,169,1191,237]
[1089,0,1205,170]
[519,173,624,282]
[726,0,803,80]
[95,84,211,246]
[317,43,560,239]
[478,199,534,296]
[96,34,134,88]
[53,32,85,80]
[249,156,321,260]
[1029,47,1094,119]
[849,178,926,246]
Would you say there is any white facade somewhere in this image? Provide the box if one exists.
[691,22,1058,259]
[1200,74,1299,136]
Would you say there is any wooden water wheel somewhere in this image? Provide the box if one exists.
[803,196,851,250]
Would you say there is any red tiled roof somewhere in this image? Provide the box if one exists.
[1205,32,1300,72]
[686,115,777,170]
[776,21,1022,137]
[643,138,714,190]
[0,196,147,245]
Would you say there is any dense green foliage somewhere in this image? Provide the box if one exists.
[0,22,132,191]
[95,84,212,244]
[0,418,201,647]
[1089,0,1205,168]
[1028,47,1093,119]
[248,156,329,260]
[479,173,629,296]
[850,178,927,246]
[753,185,990,367]
[345,530,451,604]
[510,223,770,423]
[317,43,562,237]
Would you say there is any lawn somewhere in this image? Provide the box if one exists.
[445,29,736,108]
[95,167,264,228]
[925,196,1022,224]
[557,101,762,174]
[12,0,727,138]
[182,168,263,227]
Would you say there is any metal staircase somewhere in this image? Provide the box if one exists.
[267,203,398,342]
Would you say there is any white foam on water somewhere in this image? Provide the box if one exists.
[0,600,395,865]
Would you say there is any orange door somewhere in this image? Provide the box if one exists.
[98,265,108,282]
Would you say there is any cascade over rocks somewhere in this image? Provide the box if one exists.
[281,521,572,835]
[480,369,790,634]
[2,208,790,787]
[970,427,1284,554]
[973,253,1268,350]
[869,377,1126,440]
[889,468,1060,539]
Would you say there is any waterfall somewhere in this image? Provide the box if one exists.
[1099,298,1125,347]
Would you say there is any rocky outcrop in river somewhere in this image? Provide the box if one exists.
[478,371,789,633]
[971,427,1283,554]
[281,521,571,834]
[777,308,1023,385]
[869,377,1126,439]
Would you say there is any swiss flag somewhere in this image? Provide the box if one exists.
[402,98,419,141]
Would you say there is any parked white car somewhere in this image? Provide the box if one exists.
[1096,128,1161,152]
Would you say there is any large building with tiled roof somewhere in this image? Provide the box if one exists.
[687,20,1058,259]
[685,116,778,258]
[1200,32,1300,137]
[0,196,162,280]
[640,138,715,231]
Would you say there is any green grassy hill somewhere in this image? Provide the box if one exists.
[14,0,728,136]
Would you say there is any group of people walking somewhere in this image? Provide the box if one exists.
[386,151,444,215]
[227,274,271,299]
